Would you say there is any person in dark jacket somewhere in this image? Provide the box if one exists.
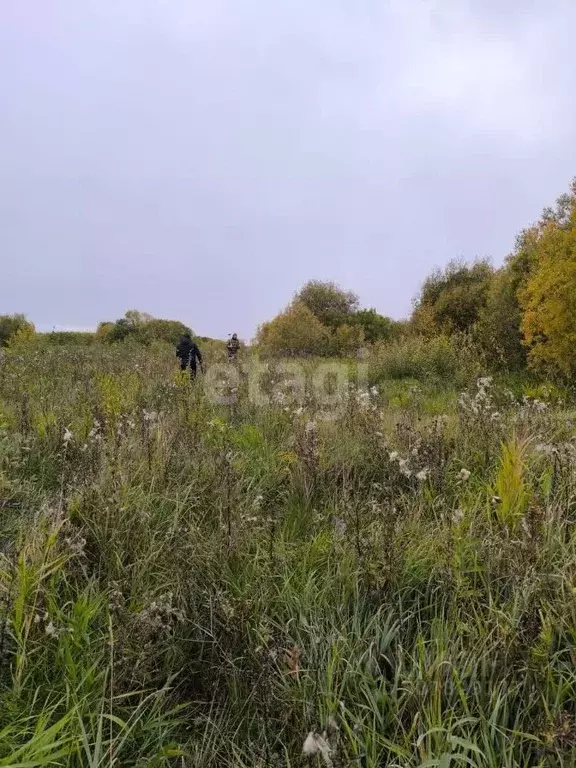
[176,333,203,379]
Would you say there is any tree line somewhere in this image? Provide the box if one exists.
[257,178,576,376]
[2,178,576,376]
[409,178,576,377]
[0,311,194,349]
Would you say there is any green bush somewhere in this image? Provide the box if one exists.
[0,313,35,347]
[39,331,96,346]
[97,312,192,345]
[371,333,483,385]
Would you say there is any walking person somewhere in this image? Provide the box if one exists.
[176,332,204,379]
[226,333,240,363]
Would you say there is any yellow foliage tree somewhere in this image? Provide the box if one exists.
[519,192,576,376]
[96,322,114,342]
[6,323,36,349]
[0,314,35,347]
[256,301,329,356]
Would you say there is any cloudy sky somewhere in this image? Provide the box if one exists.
[1,0,575,339]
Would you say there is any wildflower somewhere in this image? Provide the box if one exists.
[63,427,73,444]
[333,517,346,535]
[416,468,429,482]
[452,508,464,524]
[459,468,471,482]
[65,536,86,557]
[389,451,400,462]
[370,385,378,397]
[45,621,58,637]
[302,732,332,766]
[108,589,124,612]
[302,732,319,755]
[356,393,371,411]
[134,592,184,640]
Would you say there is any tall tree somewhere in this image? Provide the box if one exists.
[351,308,397,343]
[138,319,192,345]
[296,280,359,330]
[476,267,526,371]
[256,301,329,356]
[518,181,576,376]
[412,259,493,335]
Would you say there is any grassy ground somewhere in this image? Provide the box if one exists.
[1,343,576,766]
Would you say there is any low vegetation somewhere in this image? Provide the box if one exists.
[1,339,576,766]
[1,180,576,765]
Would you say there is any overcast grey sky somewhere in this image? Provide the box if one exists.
[1,0,575,339]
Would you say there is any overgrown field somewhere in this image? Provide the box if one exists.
[1,344,576,767]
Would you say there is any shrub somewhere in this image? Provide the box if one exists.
[476,267,526,371]
[412,258,493,335]
[0,314,35,347]
[256,301,329,356]
[371,333,483,385]
[97,312,192,346]
[39,331,96,346]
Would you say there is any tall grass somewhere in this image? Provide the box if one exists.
[371,334,484,387]
[0,343,576,765]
